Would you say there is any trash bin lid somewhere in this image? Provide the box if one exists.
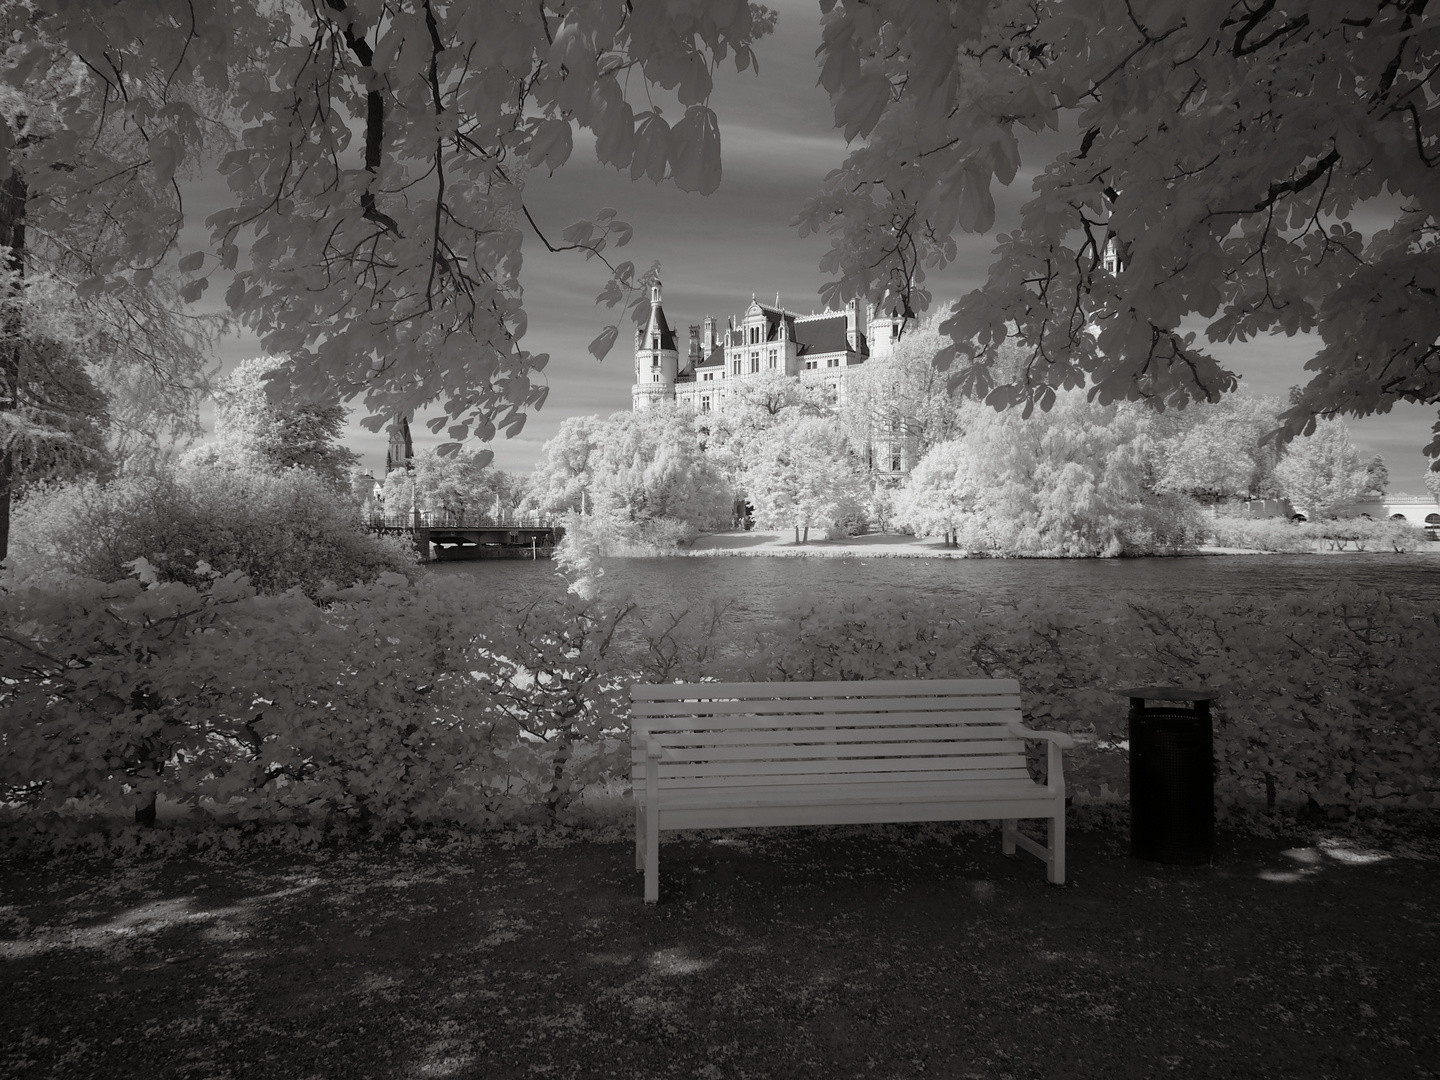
[1117,686,1220,701]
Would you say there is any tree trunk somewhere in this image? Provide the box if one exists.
[0,168,25,567]
[802,525,809,543]
[793,525,800,543]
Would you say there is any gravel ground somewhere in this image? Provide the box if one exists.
[2,811,1438,1080]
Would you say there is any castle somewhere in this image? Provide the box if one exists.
[631,280,909,415]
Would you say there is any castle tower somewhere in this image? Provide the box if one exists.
[384,414,413,474]
[632,278,680,410]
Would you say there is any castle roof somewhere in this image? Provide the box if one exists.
[643,299,679,352]
[793,312,853,356]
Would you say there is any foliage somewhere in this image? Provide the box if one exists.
[1427,468,1440,502]
[899,394,1204,556]
[379,448,509,524]
[530,406,732,537]
[0,274,114,493]
[1362,454,1390,498]
[796,0,1440,461]
[739,587,1440,815]
[182,356,360,491]
[0,571,721,831]
[1210,515,1425,553]
[742,412,868,541]
[6,463,417,595]
[1149,395,1285,504]
[3,568,1434,841]
[840,312,965,472]
[890,439,975,545]
[3,1,776,452]
[1274,419,1369,519]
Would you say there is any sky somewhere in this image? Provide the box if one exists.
[186,0,1438,496]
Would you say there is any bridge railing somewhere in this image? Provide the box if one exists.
[365,512,560,530]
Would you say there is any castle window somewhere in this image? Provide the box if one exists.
[750,352,759,373]
[768,349,777,369]
[732,358,741,375]
[653,373,660,382]
[891,451,902,471]
[827,356,839,368]
[825,383,838,405]
[805,359,817,370]
[701,395,711,412]
[652,335,659,350]
[652,355,659,368]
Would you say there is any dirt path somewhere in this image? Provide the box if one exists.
[2,815,1437,1080]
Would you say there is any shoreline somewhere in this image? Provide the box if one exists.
[661,530,1440,559]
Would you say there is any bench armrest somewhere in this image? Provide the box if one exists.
[1007,720,1076,750]
[644,737,664,760]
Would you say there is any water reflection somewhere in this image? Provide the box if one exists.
[430,551,1440,624]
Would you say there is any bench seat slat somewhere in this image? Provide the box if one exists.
[640,776,1048,810]
[632,739,1024,764]
[635,724,1022,747]
[633,753,1027,780]
[658,797,1056,833]
[633,711,1023,732]
[634,765,1035,790]
[632,698,1022,719]
[632,678,1020,701]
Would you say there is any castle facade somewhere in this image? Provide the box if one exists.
[631,280,908,415]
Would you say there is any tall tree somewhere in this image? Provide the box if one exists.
[841,313,965,474]
[3,0,776,456]
[1149,395,1285,504]
[1274,419,1369,519]
[795,0,1440,466]
[183,356,360,490]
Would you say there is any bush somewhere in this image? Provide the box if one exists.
[4,569,1433,847]
[0,572,669,834]
[7,463,419,595]
[738,588,1440,815]
[1210,515,1426,553]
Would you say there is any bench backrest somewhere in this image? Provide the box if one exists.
[630,678,1032,792]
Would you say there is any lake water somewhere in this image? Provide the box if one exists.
[428,551,1440,623]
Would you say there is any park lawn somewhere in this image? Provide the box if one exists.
[2,809,1438,1080]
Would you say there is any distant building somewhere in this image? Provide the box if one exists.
[630,279,910,417]
[385,415,414,474]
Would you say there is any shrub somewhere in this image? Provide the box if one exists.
[737,587,1440,815]
[7,463,418,595]
[0,572,660,833]
[1210,515,1426,553]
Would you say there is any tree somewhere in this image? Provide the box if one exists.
[743,413,867,542]
[529,406,731,539]
[891,440,976,546]
[182,356,360,489]
[1362,455,1390,498]
[6,462,417,595]
[841,313,964,473]
[3,0,776,456]
[528,415,605,515]
[1150,395,1285,504]
[1274,419,1368,519]
[380,447,504,523]
[794,0,1440,462]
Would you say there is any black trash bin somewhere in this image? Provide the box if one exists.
[1119,687,1218,864]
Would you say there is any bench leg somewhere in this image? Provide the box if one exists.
[635,803,644,871]
[1001,818,1017,856]
[644,800,660,904]
[1048,812,1065,886]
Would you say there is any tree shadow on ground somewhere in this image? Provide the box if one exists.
[2,812,1437,1080]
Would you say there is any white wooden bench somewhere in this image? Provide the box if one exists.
[630,678,1075,903]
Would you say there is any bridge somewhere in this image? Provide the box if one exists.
[367,513,566,560]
